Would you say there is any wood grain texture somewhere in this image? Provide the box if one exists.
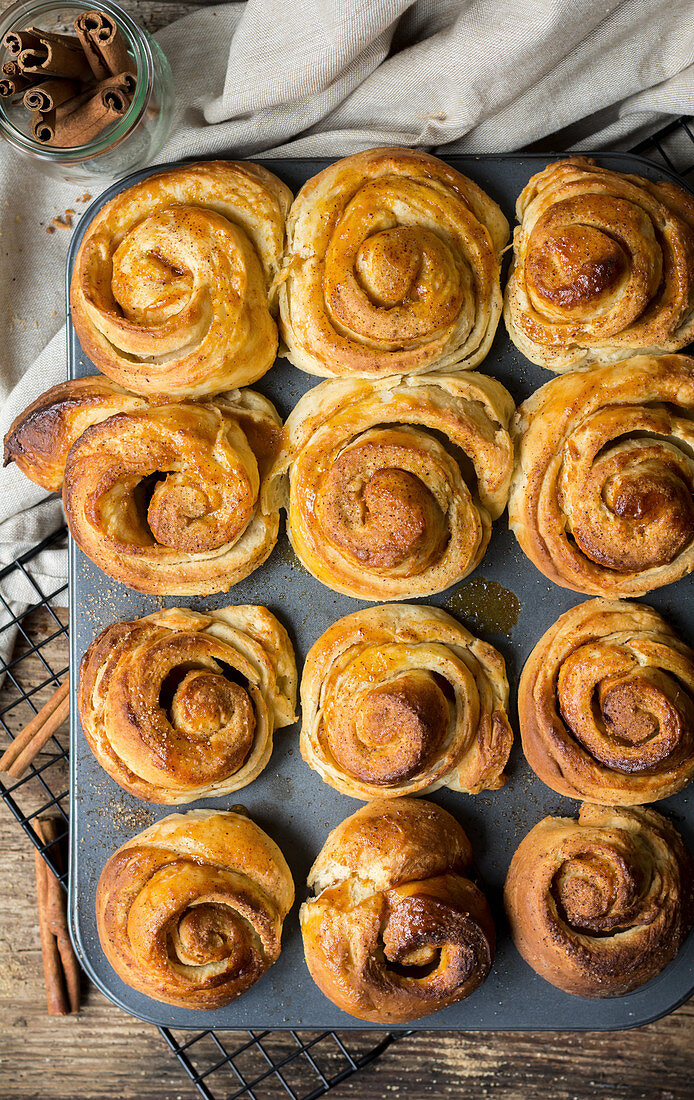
[0,0,693,1095]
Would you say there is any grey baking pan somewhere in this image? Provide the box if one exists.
[67,153,694,1031]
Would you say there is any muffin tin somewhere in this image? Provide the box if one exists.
[68,152,694,1030]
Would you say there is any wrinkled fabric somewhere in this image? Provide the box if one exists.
[1,0,692,619]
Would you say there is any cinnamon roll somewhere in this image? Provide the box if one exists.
[301,604,512,799]
[279,147,509,378]
[4,377,282,595]
[269,372,514,600]
[70,161,293,399]
[519,599,694,804]
[504,803,694,997]
[79,605,297,803]
[504,156,694,371]
[509,354,694,596]
[300,798,495,1022]
[96,808,294,1009]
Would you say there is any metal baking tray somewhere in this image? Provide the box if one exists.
[67,153,694,1031]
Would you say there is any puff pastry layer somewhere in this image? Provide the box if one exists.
[96,809,294,1009]
[300,604,512,799]
[279,147,508,378]
[504,156,694,371]
[269,372,514,600]
[509,354,694,596]
[4,377,282,594]
[504,803,694,997]
[71,161,292,398]
[79,606,297,803]
[519,599,694,804]
[300,798,495,1022]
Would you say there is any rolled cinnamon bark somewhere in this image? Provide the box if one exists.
[23,77,79,112]
[17,28,92,81]
[3,29,42,56]
[0,59,37,96]
[74,11,134,79]
[42,73,134,146]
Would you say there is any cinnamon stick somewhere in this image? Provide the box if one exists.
[0,679,69,778]
[34,818,80,1016]
[17,28,92,81]
[74,11,135,79]
[0,59,37,97]
[41,73,134,146]
[23,77,79,112]
[2,28,42,57]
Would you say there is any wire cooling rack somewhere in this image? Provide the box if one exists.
[1,115,692,1100]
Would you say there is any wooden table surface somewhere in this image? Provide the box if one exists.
[1,2,693,1096]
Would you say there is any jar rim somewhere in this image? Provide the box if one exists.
[0,0,154,162]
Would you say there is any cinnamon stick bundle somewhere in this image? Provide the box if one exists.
[75,11,135,79]
[34,817,81,1016]
[2,11,138,146]
[34,71,135,146]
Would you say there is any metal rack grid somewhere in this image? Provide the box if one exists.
[1,114,692,1099]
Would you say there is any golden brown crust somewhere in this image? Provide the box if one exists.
[280,147,508,378]
[300,604,512,799]
[70,161,293,399]
[300,799,494,1023]
[508,354,694,596]
[519,599,694,804]
[96,809,294,1009]
[79,605,297,803]
[269,372,514,600]
[5,376,282,594]
[504,157,694,371]
[504,803,694,997]
[3,376,147,491]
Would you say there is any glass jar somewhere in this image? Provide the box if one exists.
[0,0,174,182]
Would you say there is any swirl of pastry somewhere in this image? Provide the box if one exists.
[300,798,495,1022]
[269,372,514,600]
[509,355,694,596]
[301,604,512,799]
[4,377,282,595]
[70,161,293,399]
[96,809,294,1009]
[279,147,509,378]
[519,599,694,803]
[79,605,297,803]
[504,157,694,372]
[504,803,694,997]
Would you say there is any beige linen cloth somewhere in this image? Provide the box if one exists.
[0,0,693,645]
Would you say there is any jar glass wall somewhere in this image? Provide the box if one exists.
[0,0,174,182]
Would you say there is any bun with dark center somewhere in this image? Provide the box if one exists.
[504,803,694,997]
[96,809,294,1009]
[268,372,514,601]
[508,354,694,596]
[279,147,508,378]
[70,161,292,399]
[504,156,694,371]
[300,604,512,799]
[518,598,694,803]
[300,798,495,1022]
[79,605,297,803]
[3,376,282,595]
